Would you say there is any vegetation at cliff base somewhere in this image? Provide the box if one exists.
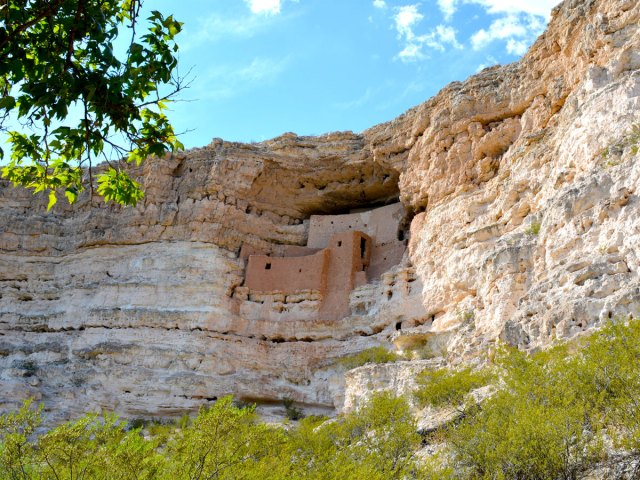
[417,319,640,479]
[4,320,640,479]
[338,345,400,369]
[0,392,425,479]
[0,0,185,208]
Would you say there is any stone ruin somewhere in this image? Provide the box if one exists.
[235,202,407,321]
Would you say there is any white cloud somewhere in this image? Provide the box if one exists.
[468,0,559,19]
[437,0,457,21]
[394,5,423,37]
[434,0,559,20]
[470,13,546,56]
[476,54,499,72]
[181,15,265,50]
[373,0,387,8]
[393,5,461,62]
[245,0,281,15]
[198,57,290,100]
[506,38,528,55]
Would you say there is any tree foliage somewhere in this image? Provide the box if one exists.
[413,366,493,411]
[0,393,424,479]
[431,319,640,479]
[0,0,185,208]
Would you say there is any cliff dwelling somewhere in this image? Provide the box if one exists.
[235,202,408,321]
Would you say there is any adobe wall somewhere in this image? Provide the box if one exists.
[308,203,405,249]
[368,242,407,279]
[321,231,372,319]
[245,250,329,293]
[239,243,320,260]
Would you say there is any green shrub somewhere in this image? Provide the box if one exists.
[414,366,493,410]
[432,319,640,479]
[338,346,399,370]
[601,123,640,160]
[282,398,304,421]
[524,221,541,236]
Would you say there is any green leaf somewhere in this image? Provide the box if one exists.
[64,188,78,204]
[47,191,57,211]
[0,95,16,110]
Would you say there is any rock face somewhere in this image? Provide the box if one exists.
[1,0,640,421]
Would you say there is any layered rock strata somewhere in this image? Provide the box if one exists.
[1,0,640,420]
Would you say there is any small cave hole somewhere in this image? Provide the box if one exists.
[298,269,302,273]
[608,311,613,319]
[398,229,405,241]
[387,291,393,300]
[395,321,402,331]
[265,263,272,270]
[205,396,218,402]
[337,241,342,247]
[189,168,192,173]
[360,237,367,259]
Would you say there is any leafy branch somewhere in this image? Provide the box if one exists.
[0,0,187,209]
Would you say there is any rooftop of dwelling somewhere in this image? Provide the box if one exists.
[136,0,559,148]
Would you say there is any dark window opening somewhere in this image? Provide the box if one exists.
[395,321,402,331]
[360,238,367,259]
[298,269,302,273]
[398,229,405,241]
[265,263,272,270]
[337,241,342,247]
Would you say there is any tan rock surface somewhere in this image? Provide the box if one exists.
[1,0,640,420]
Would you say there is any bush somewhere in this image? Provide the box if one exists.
[339,346,399,370]
[524,221,541,235]
[282,398,304,421]
[431,319,640,479]
[413,366,493,410]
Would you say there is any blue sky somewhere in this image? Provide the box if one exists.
[5,0,560,154]
[150,0,560,147]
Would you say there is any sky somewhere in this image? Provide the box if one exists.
[149,0,560,147]
[7,0,562,153]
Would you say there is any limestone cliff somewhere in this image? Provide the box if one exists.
[1,0,639,421]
